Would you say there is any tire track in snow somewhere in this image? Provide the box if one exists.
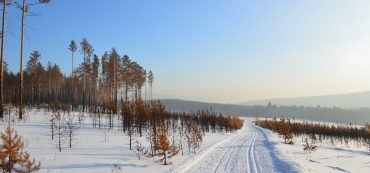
[228,135,248,172]
[236,136,249,172]
[222,135,246,172]
[247,133,255,173]
[213,133,241,173]
[248,132,261,173]
[213,145,233,172]
[173,134,232,173]
[251,132,260,173]
[175,119,293,173]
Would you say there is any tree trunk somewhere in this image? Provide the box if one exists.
[51,121,54,140]
[19,0,26,120]
[125,83,128,102]
[58,119,61,152]
[82,52,86,112]
[129,131,132,150]
[69,132,72,148]
[58,132,61,152]
[164,152,167,165]
[0,0,6,119]
[113,57,117,114]
[71,51,74,110]
[88,75,91,109]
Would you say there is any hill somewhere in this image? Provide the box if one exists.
[240,90,370,108]
[160,99,370,124]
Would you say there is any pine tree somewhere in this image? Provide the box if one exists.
[69,40,77,110]
[26,51,41,104]
[131,62,145,101]
[0,127,40,172]
[153,124,179,165]
[147,70,154,102]
[107,48,120,113]
[91,54,99,107]
[185,120,203,154]
[101,52,109,106]
[80,38,93,112]
[278,118,294,144]
[121,55,132,102]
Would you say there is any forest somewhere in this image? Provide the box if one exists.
[1,39,154,115]
[0,1,245,172]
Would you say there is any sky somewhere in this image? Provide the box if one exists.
[3,0,370,103]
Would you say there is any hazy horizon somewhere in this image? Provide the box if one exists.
[157,89,370,105]
[4,0,370,103]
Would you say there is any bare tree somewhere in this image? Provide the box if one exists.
[0,0,12,119]
[15,0,51,119]
[49,109,56,140]
[134,140,144,160]
[50,103,66,152]
[54,108,64,152]
[18,0,26,120]
[64,111,81,148]
[303,133,317,154]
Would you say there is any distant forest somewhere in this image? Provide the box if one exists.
[160,99,370,124]
[1,38,154,118]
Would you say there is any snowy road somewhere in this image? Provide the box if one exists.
[174,119,296,173]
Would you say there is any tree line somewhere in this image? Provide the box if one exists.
[160,99,370,124]
[255,118,370,150]
[37,99,244,165]
[0,0,52,119]
[1,38,155,116]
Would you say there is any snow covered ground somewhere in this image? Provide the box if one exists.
[0,109,369,173]
[0,109,240,173]
[173,119,296,173]
[264,125,370,173]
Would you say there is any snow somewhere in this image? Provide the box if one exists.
[1,108,368,173]
[176,119,296,173]
[0,109,237,173]
[259,122,370,173]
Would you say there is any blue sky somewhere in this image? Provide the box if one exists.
[4,0,370,103]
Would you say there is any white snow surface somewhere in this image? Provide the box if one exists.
[0,109,368,173]
[172,119,296,173]
[265,127,370,173]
